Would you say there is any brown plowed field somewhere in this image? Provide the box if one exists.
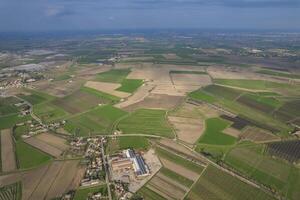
[159,158,199,181]
[168,116,204,144]
[84,81,130,98]
[24,137,62,157]
[148,175,186,199]
[124,93,183,111]
[35,133,69,151]
[1,129,17,172]
[223,127,241,138]
[241,126,279,142]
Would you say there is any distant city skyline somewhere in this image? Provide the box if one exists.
[0,0,300,32]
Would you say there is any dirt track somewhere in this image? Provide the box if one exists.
[1,129,17,172]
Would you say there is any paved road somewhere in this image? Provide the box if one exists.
[101,139,112,200]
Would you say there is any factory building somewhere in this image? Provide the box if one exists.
[125,149,150,177]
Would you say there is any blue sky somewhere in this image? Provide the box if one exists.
[0,0,299,31]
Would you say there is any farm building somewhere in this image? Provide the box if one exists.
[111,158,133,173]
[125,149,150,177]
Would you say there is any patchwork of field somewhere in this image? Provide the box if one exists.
[73,184,107,200]
[84,81,131,98]
[115,84,154,109]
[0,160,85,200]
[224,144,300,199]
[241,126,279,142]
[124,94,183,111]
[23,133,69,158]
[138,146,204,200]
[1,129,17,172]
[64,105,127,136]
[185,165,275,200]
[189,84,291,134]
[117,109,174,138]
[0,114,31,130]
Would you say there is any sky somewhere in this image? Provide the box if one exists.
[0,0,300,32]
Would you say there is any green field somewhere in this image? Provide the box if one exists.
[203,84,243,100]
[73,185,107,200]
[185,164,275,200]
[53,74,72,81]
[81,86,120,103]
[256,69,300,79]
[34,102,68,123]
[198,118,236,146]
[224,144,300,199]
[18,93,47,105]
[64,105,127,136]
[15,141,52,169]
[118,136,149,150]
[0,182,22,200]
[0,114,31,129]
[138,187,166,200]
[214,79,293,90]
[118,109,174,138]
[160,167,194,187]
[116,79,143,93]
[95,69,131,83]
[0,97,20,116]
[188,90,216,103]
[156,147,204,173]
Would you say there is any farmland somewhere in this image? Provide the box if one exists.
[64,105,127,136]
[267,140,300,163]
[0,182,21,200]
[0,97,20,116]
[33,102,68,123]
[256,69,300,79]
[118,109,174,138]
[198,118,236,146]
[15,140,52,169]
[116,79,143,93]
[0,114,31,129]
[185,165,275,200]
[95,68,131,83]
[73,185,107,200]
[224,143,300,199]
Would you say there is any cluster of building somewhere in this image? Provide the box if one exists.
[110,149,150,178]
[81,137,106,187]
[16,120,47,138]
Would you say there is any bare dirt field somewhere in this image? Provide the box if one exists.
[35,133,69,151]
[223,127,241,138]
[168,116,204,144]
[32,79,84,97]
[115,84,154,109]
[123,93,183,111]
[24,137,63,157]
[171,73,212,93]
[1,129,17,172]
[84,81,130,98]
[241,126,280,142]
[159,158,199,181]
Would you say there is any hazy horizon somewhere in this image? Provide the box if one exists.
[1,0,300,32]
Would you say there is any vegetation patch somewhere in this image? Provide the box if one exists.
[256,69,300,79]
[160,167,194,187]
[116,79,143,93]
[186,164,275,200]
[118,136,149,150]
[34,102,68,123]
[64,105,127,136]
[95,69,131,83]
[138,186,166,200]
[198,118,236,145]
[170,70,207,74]
[118,109,173,138]
[0,114,30,129]
[188,90,216,103]
[156,147,204,173]
[267,140,300,163]
[203,85,243,100]
[73,185,107,200]
[0,97,20,116]
[15,141,52,169]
